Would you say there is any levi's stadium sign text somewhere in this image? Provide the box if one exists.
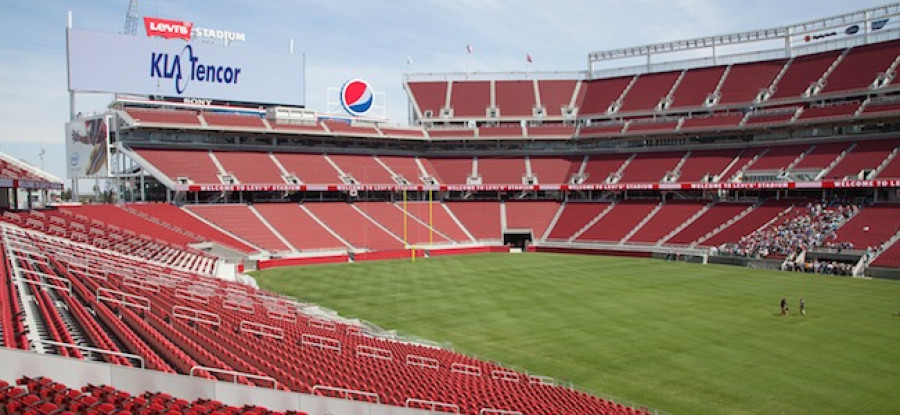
[66,28,302,106]
[143,16,246,44]
[144,17,192,40]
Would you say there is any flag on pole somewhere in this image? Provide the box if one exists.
[526,53,533,63]
[466,44,474,54]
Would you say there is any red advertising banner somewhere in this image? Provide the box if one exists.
[143,17,193,41]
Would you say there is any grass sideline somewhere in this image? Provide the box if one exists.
[253,253,900,414]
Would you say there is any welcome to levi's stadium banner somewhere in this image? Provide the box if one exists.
[177,179,900,193]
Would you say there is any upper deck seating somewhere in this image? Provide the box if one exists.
[135,149,222,185]
[495,80,537,117]
[407,81,449,119]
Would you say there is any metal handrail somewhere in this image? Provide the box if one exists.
[32,339,144,369]
[480,409,523,415]
[189,366,277,389]
[311,385,379,404]
[405,398,460,414]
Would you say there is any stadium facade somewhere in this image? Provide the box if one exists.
[0,3,899,415]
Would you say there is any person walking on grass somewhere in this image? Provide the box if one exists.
[800,298,806,316]
[780,298,788,315]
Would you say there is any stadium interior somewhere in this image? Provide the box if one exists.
[2,3,900,415]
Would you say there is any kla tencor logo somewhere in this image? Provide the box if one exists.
[150,44,242,95]
[340,79,374,116]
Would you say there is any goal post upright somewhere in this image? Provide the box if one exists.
[429,189,433,246]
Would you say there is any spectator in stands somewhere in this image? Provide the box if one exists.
[719,199,860,272]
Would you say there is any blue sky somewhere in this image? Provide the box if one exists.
[0,0,890,181]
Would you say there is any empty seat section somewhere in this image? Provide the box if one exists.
[356,202,452,245]
[677,149,741,182]
[796,103,861,122]
[791,142,851,170]
[527,124,576,137]
[377,155,428,185]
[529,156,580,185]
[666,203,752,245]
[328,154,396,184]
[378,127,426,138]
[426,128,476,139]
[1,376,297,415]
[717,60,785,105]
[478,157,527,184]
[825,139,898,179]
[136,149,221,184]
[769,51,841,100]
[214,151,284,184]
[185,205,290,252]
[680,113,743,131]
[407,81,449,118]
[871,242,900,267]
[0,159,43,181]
[743,110,797,126]
[702,201,793,246]
[304,203,403,250]
[861,100,900,116]
[745,145,811,172]
[253,204,348,251]
[1,223,648,415]
[127,203,257,253]
[626,120,678,133]
[201,112,265,128]
[449,81,490,118]
[505,202,561,240]
[478,125,523,138]
[400,202,472,242]
[429,158,474,185]
[323,120,379,136]
[59,205,196,247]
[582,154,628,184]
[669,66,726,109]
[618,71,680,113]
[577,201,658,242]
[537,80,578,117]
[834,204,900,249]
[274,153,341,184]
[619,152,684,182]
[628,201,707,243]
[719,148,767,182]
[495,80,536,117]
[876,153,900,178]
[820,40,900,94]
[578,123,625,136]
[445,202,501,240]
[269,121,327,133]
[576,76,633,116]
[125,108,201,125]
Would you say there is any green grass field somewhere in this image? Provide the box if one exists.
[253,253,900,414]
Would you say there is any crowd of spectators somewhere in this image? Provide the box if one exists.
[781,257,855,275]
[716,199,863,276]
[718,199,859,258]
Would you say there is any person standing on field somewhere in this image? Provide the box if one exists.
[800,298,806,316]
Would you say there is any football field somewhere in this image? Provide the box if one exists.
[253,253,900,414]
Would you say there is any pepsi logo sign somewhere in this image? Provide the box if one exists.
[340,79,374,116]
